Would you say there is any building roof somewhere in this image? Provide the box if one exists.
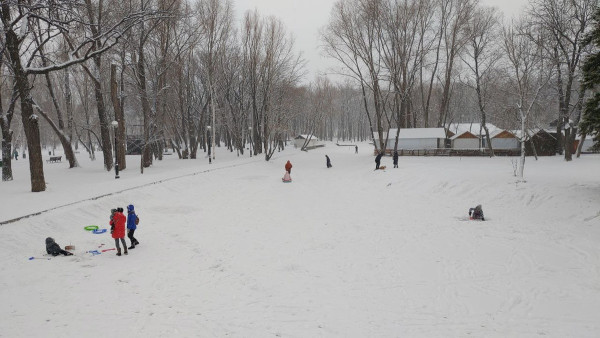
[447,123,499,136]
[295,134,320,140]
[491,129,518,139]
[374,128,447,139]
[450,131,478,140]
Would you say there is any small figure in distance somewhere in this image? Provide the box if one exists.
[393,151,399,168]
[326,155,332,168]
[375,152,383,170]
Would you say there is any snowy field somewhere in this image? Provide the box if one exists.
[1,143,599,337]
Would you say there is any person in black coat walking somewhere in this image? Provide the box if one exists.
[393,151,399,168]
[375,152,383,170]
[325,155,332,168]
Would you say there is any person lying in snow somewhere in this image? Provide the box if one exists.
[45,237,73,256]
[469,205,485,221]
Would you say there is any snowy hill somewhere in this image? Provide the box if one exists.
[1,144,599,337]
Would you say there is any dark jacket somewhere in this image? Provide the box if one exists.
[375,153,383,163]
[45,237,65,256]
[326,155,332,167]
[393,152,398,164]
[469,205,485,220]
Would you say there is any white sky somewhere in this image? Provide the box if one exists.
[233,0,527,84]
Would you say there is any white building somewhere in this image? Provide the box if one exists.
[489,130,520,149]
[450,130,480,149]
[294,135,322,149]
[374,128,447,150]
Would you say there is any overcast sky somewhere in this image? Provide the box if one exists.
[232,0,528,84]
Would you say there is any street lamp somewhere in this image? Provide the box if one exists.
[111,120,120,179]
[248,127,252,157]
[206,125,212,164]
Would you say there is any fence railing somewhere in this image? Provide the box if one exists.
[374,148,520,157]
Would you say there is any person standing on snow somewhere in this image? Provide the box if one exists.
[393,151,399,168]
[127,204,140,249]
[325,155,332,168]
[285,160,292,174]
[111,208,128,256]
[375,152,383,170]
[13,149,18,160]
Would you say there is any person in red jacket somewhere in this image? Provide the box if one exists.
[285,160,292,174]
[110,208,128,256]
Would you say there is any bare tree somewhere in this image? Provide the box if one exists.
[436,0,475,128]
[529,0,596,160]
[322,0,389,153]
[0,55,19,181]
[503,21,552,179]
[1,1,155,191]
[461,6,501,155]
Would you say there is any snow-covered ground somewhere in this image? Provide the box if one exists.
[1,143,599,337]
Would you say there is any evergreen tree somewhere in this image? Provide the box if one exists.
[581,6,600,151]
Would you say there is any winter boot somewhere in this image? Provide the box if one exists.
[128,243,135,249]
[124,247,128,255]
[134,240,139,245]
[116,248,122,256]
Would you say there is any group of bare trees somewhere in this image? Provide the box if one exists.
[1,0,307,191]
[322,0,597,162]
[1,0,598,192]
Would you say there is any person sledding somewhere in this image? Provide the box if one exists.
[469,205,485,221]
[282,170,292,183]
[45,237,73,256]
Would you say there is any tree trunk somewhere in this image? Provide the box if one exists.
[32,103,78,168]
[110,64,126,170]
[2,15,46,191]
[1,130,14,181]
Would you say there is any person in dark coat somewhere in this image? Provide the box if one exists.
[375,152,383,170]
[469,205,485,221]
[111,208,128,256]
[393,151,399,168]
[285,160,292,174]
[325,155,332,168]
[355,145,358,154]
[45,237,73,256]
[126,204,140,249]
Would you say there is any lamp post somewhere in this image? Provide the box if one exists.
[111,120,120,179]
[248,127,252,157]
[206,125,212,164]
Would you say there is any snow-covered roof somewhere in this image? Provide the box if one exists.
[490,129,518,139]
[447,123,499,136]
[295,134,320,140]
[450,130,478,140]
[374,128,447,139]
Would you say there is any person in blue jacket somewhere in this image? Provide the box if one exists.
[127,204,140,249]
